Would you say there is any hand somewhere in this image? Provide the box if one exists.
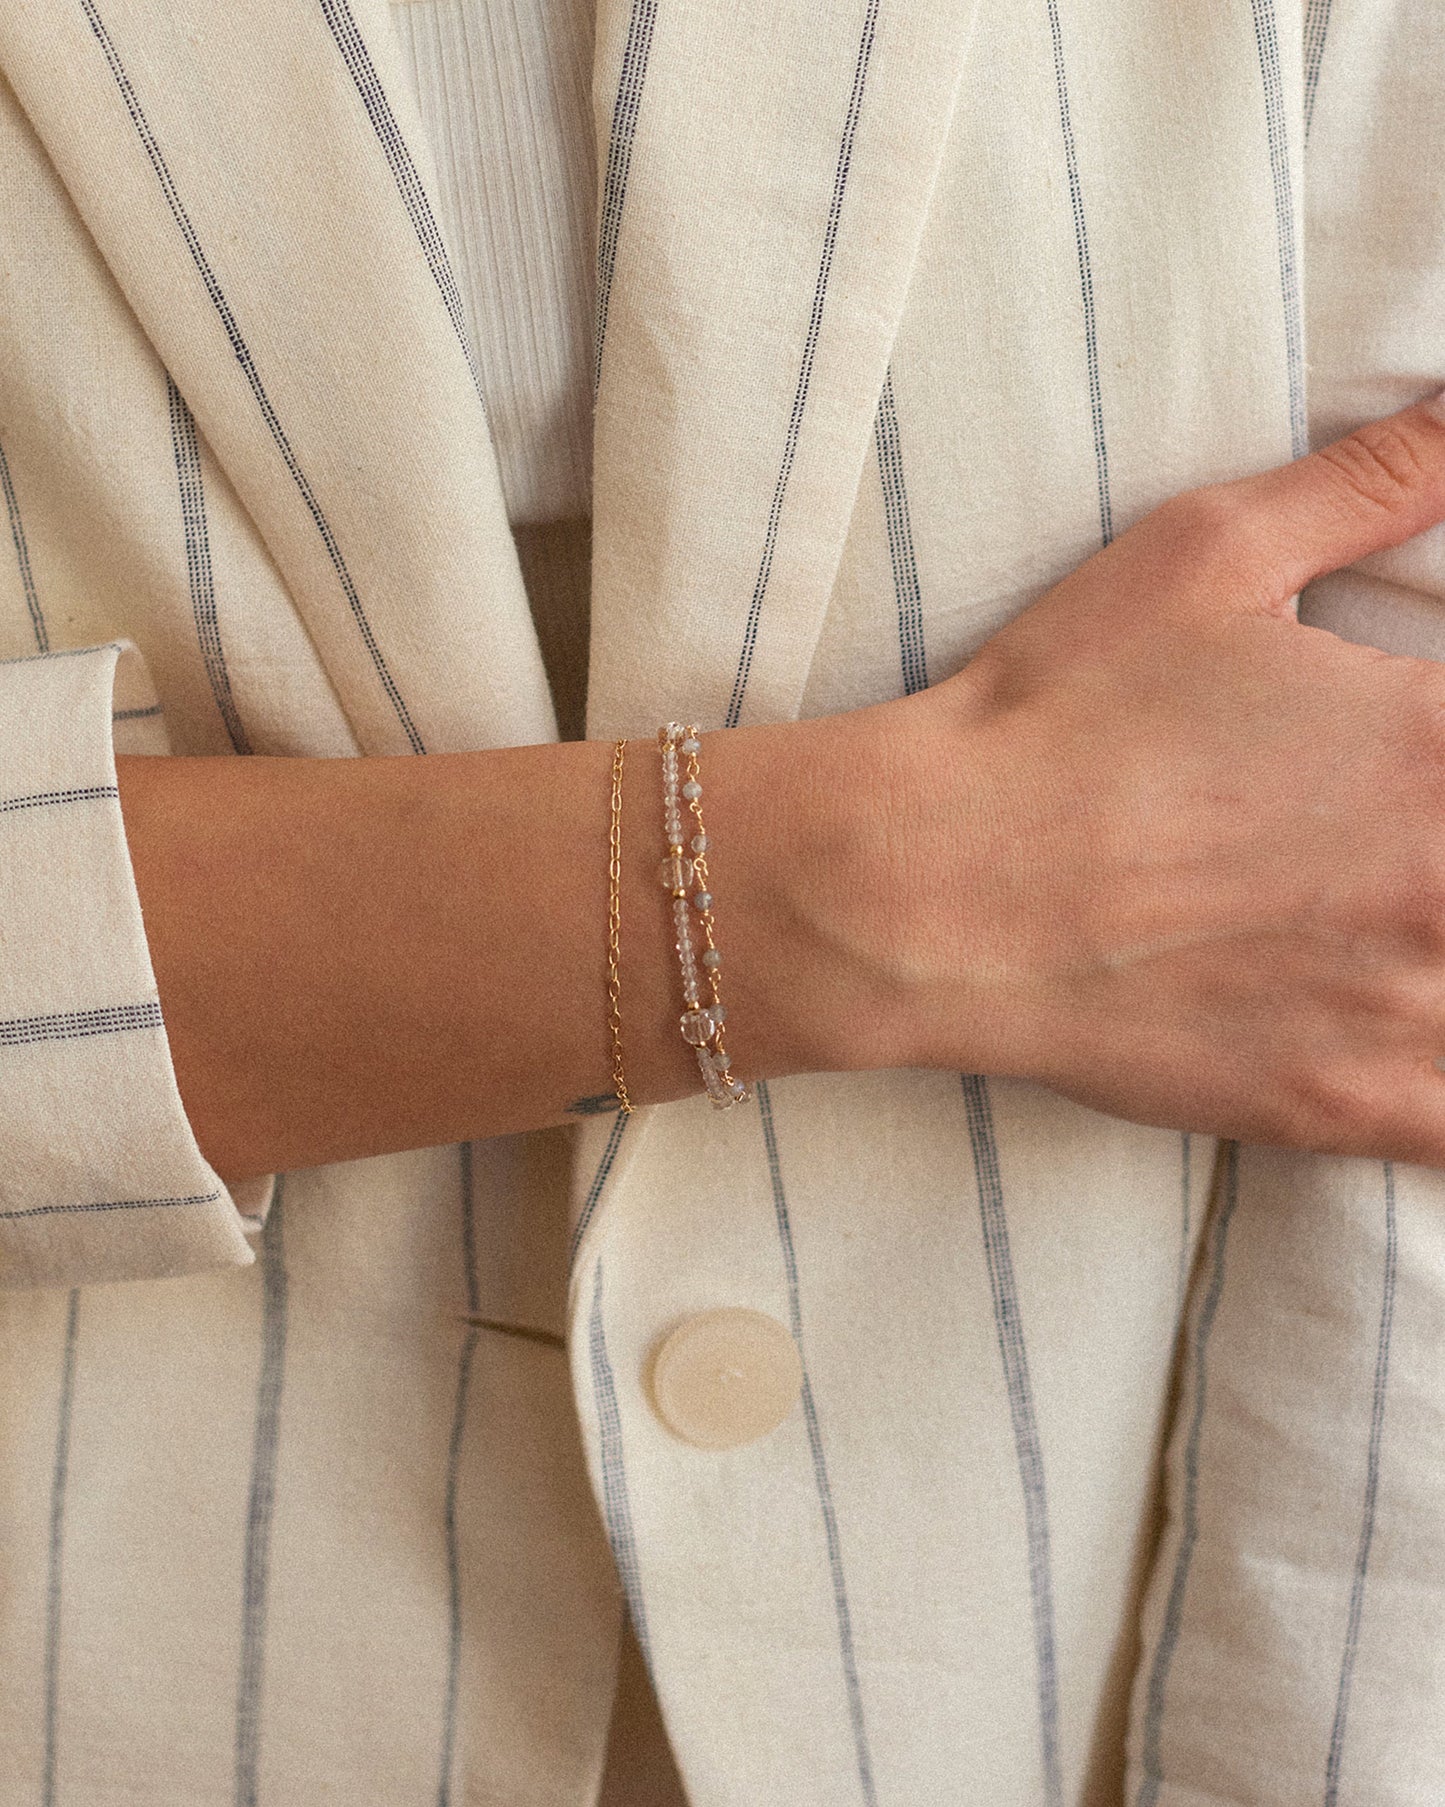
[816,394,1445,1162]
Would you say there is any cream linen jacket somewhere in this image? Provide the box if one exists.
[2,2,1444,1803]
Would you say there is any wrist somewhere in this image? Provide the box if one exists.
[696,705,926,1085]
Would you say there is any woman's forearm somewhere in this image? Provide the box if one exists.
[114,713,903,1183]
[120,396,1445,1184]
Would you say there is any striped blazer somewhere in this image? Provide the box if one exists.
[2,0,1443,1802]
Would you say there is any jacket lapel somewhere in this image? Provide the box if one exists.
[0,0,554,755]
[587,0,985,736]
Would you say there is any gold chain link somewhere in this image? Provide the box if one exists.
[606,738,633,1113]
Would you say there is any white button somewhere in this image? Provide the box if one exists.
[649,1308,803,1450]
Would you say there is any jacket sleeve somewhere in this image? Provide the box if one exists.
[0,641,267,1290]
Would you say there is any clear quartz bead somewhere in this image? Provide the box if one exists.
[680,1008,715,1046]
[659,853,693,892]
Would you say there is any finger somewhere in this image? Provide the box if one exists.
[1221,391,1445,604]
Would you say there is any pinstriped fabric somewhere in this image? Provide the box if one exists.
[587,1262,651,1671]
[316,0,487,410]
[1176,1134,1193,1313]
[961,1074,1064,1807]
[0,1190,224,1224]
[1,3,1441,1801]
[0,1001,163,1047]
[0,641,122,669]
[40,1288,79,1807]
[1134,1142,1241,1807]
[1043,0,1112,548]
[873,370,927,699]
[1323,1162,1398,1807]
[757,1082,876,1806]
[235,1182,288,1807]
[165,377,251,755]
[77,0,428,754]
[593,0,658,393]
[723,0,882,729]
[1302,0,1333,142]
[0,437,48,653]
[437,1324,480,1807]
[110,704,162,723]
[1248,0,1309,458]
[436,1143,479,1807]
[568,1110,630,1271]
[0,786,118,814]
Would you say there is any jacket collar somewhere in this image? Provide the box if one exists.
[0,0,553,753]
[2,0,982,744]
[586,0,984,734]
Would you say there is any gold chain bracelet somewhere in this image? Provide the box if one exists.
[658,723,750,1108]
[605,737,633,1114]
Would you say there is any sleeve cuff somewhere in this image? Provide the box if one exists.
[0,642,262,1289]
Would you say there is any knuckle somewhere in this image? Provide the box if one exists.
[1313,421,1430,517]
[1151,485,1262,573]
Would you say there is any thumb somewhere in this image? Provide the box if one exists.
[1221,390,1445,605]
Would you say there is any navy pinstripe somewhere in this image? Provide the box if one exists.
[1302,0,1334,143]
[0,1190,222,1224]
[593,0,658,393]
[437,1143,480,1807]
[79,0,426,753]
[568,1111,631,1271]
[1135,1142,1241,1806]
[316,0,486,409]
[1044,0,1112,547]
[873,369,928,698]
[961,1074,1063,1807]
[757,1082,877,1804]
[166,377,251,755]
[1249,0,1309,457]
[1323,1163,1398,1806]
[41,1289,80,1807]
[724,0,882,728]
[0,436,48,653]
[0,786,118,814]
[235,1183,288,1807]
[1176,1133,1193,1314]
[588,1262,652,1670]
[0,1000,163,1047]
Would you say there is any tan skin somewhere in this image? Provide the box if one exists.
[118,394,1445,1185]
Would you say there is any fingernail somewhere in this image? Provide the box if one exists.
[1422,384,1445,422]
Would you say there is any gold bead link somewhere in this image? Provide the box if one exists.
[606,738,633,1114]
[675,724,750,1109]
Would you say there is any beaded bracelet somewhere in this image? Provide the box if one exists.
[658,723,751,1109]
